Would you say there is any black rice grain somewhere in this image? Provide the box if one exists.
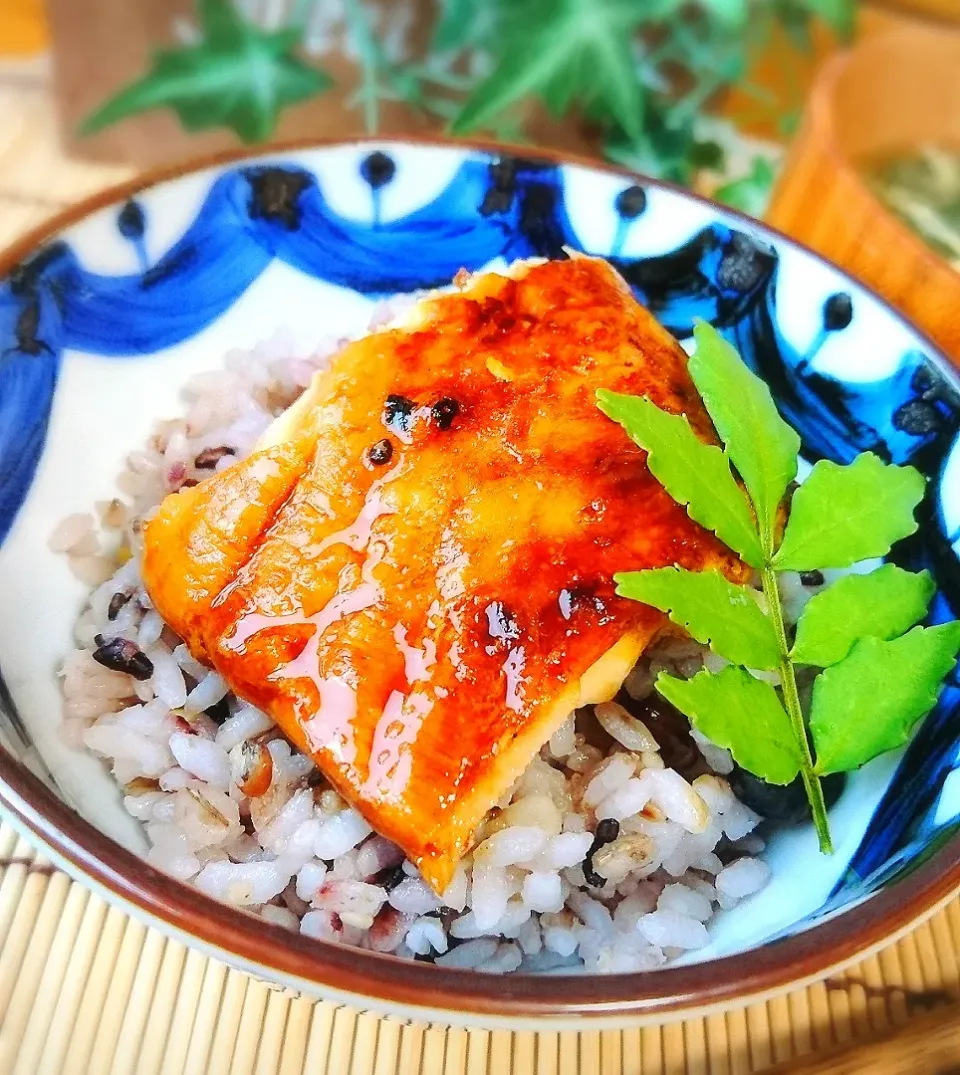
[383,394,415,434]
[106,592,132,621]
[194,446,235,469]
[431,397,460,430]
[367,438,393,466]
[583,818,620,887]
[92,635,154,681]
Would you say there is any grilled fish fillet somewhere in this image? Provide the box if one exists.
[142,256,746,893]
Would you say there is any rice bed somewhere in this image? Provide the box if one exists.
[56,313,776,975]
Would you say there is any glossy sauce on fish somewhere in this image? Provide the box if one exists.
[142,257,745,892]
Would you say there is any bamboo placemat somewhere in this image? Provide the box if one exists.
[3,54,960,1075]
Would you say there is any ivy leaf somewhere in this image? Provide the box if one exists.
[450,0,644,141]
[688,322,799,553]
[80,0,332,143]
[810,623,960,775]
[656,667,802,785]
[773,453,925,571]
[597,390,763,567]
[432,0,494,52]
[792,565,935,667]
[616,567,780,670]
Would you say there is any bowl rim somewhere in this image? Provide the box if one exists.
[1,133,958,1022]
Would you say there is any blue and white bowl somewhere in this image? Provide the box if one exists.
[0,140,957,1026]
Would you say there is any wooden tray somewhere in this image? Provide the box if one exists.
[0,820,958,1074]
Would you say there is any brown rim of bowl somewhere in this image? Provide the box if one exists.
[0,134,958,1021]
[807,36,960,284]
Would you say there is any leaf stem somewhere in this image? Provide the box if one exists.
[761,567,833,853]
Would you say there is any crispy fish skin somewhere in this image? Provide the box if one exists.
[142,257,746,892]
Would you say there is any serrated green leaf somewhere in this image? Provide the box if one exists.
[616,567,779,669]
[772,453,925,571]
[688,322,799,553]
[792,565,935,667]
[597,389,763,567]
[80,0,332,143]
[810,623,960,775]
[656,667,802,784]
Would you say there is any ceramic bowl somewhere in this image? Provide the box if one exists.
[0,140,958,1028]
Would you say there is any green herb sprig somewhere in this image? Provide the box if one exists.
[598,324,960,852]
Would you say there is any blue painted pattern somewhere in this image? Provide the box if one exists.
[1,146,958,926]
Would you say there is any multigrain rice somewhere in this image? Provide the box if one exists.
[56,313,781,974]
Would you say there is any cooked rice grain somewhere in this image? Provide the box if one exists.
[56,316,772,973]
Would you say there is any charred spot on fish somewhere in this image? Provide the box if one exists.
[244,168,311,230]
[800,570,825,587]
[205,697,231,725]
[383,394,415,434]
[368,438,394,466]
[893,399,943,436]
[360,151,396,190]
[557,587,606,622]
[141,245,198,290]
[485,601,520,645]
[92,635,154,681]
[107,592,132,621]
[584,818,620,887]
[717,232,774,294]
[823,292,853,332]
[431,397,460,430]
[615,185,647,219]
[117,200,146,240]
[194,445,235,469]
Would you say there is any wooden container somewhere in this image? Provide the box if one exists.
[767,24,960,363]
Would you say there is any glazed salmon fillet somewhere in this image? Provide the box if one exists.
[142,256,745,893]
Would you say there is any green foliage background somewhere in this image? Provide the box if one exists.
[81,0,856,197]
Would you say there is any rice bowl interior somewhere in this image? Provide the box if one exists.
[0,141,958,1023]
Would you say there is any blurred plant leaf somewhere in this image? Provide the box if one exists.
[450,0,645,142]
[800,0,856,38]
[714,156,778,216]
[80,0,332,143]
[432,0,495,53]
